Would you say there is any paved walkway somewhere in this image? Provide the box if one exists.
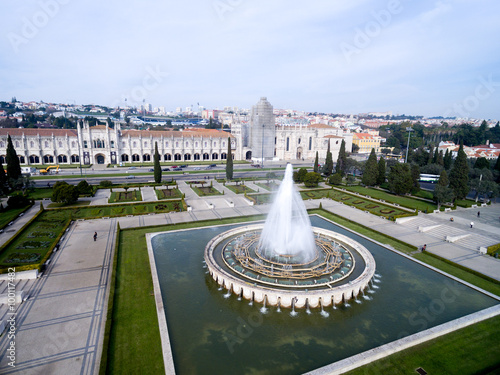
[0,183,498,374]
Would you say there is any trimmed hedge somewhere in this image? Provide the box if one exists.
[487,243,500,256]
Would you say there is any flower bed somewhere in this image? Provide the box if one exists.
[5,252,41,263]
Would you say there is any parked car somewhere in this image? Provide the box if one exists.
[126,175,135,179]
[180,164,188,168]
[209,164,216,167]
[173,167,183,171]
[162,167,170,171]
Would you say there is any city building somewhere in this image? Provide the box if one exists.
[352,132,384,153]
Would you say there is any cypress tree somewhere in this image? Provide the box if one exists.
[443,149,452,170]
[153,141,161,183]
[427,145,434,165]
[433,170,454,209]
[322,140,334,176]
[362,148,378,186]
[376,156,386,186]
[449,142,469,200]
[0,160,7,193]
[336,139,347,177]
[6,135,21,181]
[432,148,438,164]
[313,151,319,173]
[226,137,233,180]
[494,156,500,183]
[437,150,444,166]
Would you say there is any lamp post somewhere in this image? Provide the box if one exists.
[261,124,265,169]
[405,127,414,163]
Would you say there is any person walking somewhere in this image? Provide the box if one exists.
[470,222,474,229]
[477,211,480,218]
[93,232,97,241]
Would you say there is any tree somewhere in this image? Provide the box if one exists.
[494,156,500,183]
[154,142,161,183]
[362,148,378,186]
[226,137,233,180]
[443,149,452,170]
[0,160,7,193]
[351,144,360,153]
[76,180,93,195]
[411,163,421,192]
[433,170,454,209]
[52,181,79,205]
[427,145,434,165]
[387,163,413,195]
[449,143,469,200]
[313,151,319,173]
[293,168,308,183]
[328,173,342,185]
[6,135,21,182]
[474,157,490,170]
[303,172,321,188]
[322,140,334,176]
[376,156,386,186]
[436,150,444,166]
[336,140,347,176]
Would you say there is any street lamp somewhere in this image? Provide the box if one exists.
[405,127,414,163]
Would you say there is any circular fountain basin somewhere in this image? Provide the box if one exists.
[205,224,376,309]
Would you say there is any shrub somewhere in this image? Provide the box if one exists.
[100,180,113,188]
[328,173,342,185]
[77,180,93,195]
[7,194,30,209]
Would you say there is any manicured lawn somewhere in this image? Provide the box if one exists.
[191,185,222,197]
[155,187,182,200]
[414,189,434,200]
[225,184,256,194]
[255,181,279,191]
[0,205,32,230]
[340,185,438,212]
[24,187,53,200]
[345,315,500,375]
[47,201,91,208]
[108,189,142,203]
[302,189,413,220]
[247,193,272,205]
[0,209,70,271]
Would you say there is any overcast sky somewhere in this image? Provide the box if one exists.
[1,0,499,119]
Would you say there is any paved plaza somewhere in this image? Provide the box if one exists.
[0,183,499,374]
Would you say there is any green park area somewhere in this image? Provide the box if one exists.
[108,189,142,203]
[255,181,279,191]
[190,184,222,197]
[224,183,256,194]
[155,187,183,200]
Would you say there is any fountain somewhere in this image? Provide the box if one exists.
[204,164,376,309]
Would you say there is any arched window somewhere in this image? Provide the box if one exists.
[144,141,148,147]
[195,142,198,147]
[121,154,129,162]
[194,153,200,160]
[133,141,137,147]
[143,154,151,161]
[0,142,4,147]
[45,141,49,148]
[132,154,140,162]
[58,155,67,163]
[43,155,54,164]
[184,153,191,161]
[58,141,62,148]
[30,141,34,148]
[222,142,225,147]
[204,142,207,147]
[29,155,40,164]
[71,155,80,163]
[164,154,172,161]
[212,153,218,160]
[165,141,169,147]
[298,138,301,145]
[203,153,209,160]
[174,153,182,161]
[185,142,189,147]
[0,155,5,164]
[15,141,20,148]
[71,141,75,148]
[18,156,25,163]
[175,141,179,147]
[221,153,227,160]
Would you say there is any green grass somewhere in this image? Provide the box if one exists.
[0,206,32,229]
[247,193,272,205]
[224,184,256,194]
[155,187,182,200]
[341,185,438,212]
[455,198,477,208]
[23,187,54,200]
[303,189,413,220]
[345,315,500,375]
[47,201,91,208]
[255,181,279,191]
[108,189,142,203]
[104,229,165,374]
[414,189,434,200]
[191,185,222,196]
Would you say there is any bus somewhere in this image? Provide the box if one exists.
[419,174,440,183]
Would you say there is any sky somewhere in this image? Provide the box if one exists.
[1,0,499,119]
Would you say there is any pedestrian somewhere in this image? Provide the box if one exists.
[93,232,97,241]
[477,211,480,218]
[470,222,474,229]
[422,244,427,251]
